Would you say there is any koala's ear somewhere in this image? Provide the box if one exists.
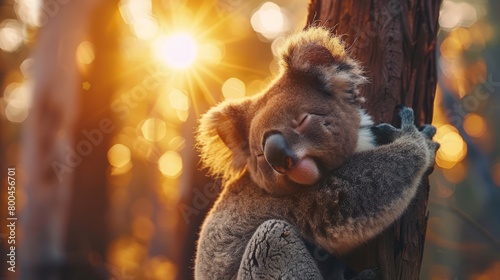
[278,27,367,102]
[196,99,250,180]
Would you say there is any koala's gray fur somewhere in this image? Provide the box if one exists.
[194,27,438,279]
[195,108,437,279]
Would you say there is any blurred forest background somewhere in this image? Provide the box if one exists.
[0,0,499,279]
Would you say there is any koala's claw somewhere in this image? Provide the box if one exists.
[429,141,440,153]
[398,107,415,132]
[374,123,397,132]
[420,124,437,139]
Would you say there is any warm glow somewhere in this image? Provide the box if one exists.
[440,37,462,59]
[107,237,144,272]
[0,19,23,53]
[198,41,224,64]
[14,0,42,27]
[463,113,487,138]
[76,41,95,65]
[168,89,189,110]
[158,151,183,178]
[132,17,159,40]
[108,144,131,168]
[222,78,246,100]
[435,125,467,169]
[3,82,32,123]
[153,33,197,69]
[168,89,189,122]
[439,1,477,30]
[251,2,289,40]
[141,118,166,142]
[144,257,178,280]
[132,217,155,240]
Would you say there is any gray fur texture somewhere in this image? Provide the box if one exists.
[195,108,438,279]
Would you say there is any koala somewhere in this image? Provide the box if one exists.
[194,27,438,279]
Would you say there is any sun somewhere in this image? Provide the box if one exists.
[153,32,198,69]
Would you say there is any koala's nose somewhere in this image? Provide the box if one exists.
[263,133,298,174]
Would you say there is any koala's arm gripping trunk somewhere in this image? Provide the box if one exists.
[291,114,436,254]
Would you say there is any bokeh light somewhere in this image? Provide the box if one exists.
[434,125,467,169]
[158,151,183,178]
[3,82,31,123]
[439,1,477,30]
[222,77,246,100]
[132,17,159,41]
[168,89,189,122]
[141,118,167,142]
[0,19,23,53]
[107,144,132,168]
[119,0,159,40]
[76,41,95,65]
[14,0,42,27]
[144,257,177,280]
[463,113,487,138]
[198,40,224,65]
[251,2,289,40]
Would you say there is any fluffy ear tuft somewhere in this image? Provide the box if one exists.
[278,27,368,103]
[196,100,250,181]
[280,27,346,70]
[288,43,337,69]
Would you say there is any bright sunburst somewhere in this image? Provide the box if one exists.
[153,32,198,69]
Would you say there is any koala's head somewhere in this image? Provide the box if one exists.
[197,27,371,195]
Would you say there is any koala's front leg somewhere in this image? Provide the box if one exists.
[293,107,438,254]
[237,219,322,280]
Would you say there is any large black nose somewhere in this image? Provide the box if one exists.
[263,133,298,174]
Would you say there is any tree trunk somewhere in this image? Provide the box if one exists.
[20,1,118,279]
[307,1,441,279]
[64,2,120,279]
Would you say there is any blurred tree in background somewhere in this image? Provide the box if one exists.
[0,0,498,279]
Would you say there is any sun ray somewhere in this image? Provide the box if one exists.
[196,64,224,85]
[218,61,272,76]
[185,70,205,117]
[197,2,251,40]
[191,70,217,106]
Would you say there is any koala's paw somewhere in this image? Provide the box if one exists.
[371,123,399,145]
[398,106,416,132]
[398,107,439,170]
[420,124,440,172]
[420,124,436,139]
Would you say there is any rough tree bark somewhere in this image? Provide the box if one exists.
[307,1,441,279]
